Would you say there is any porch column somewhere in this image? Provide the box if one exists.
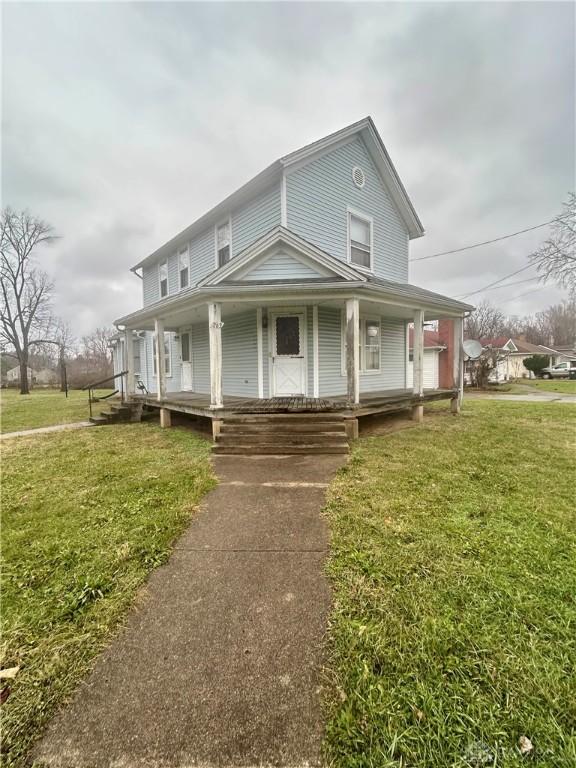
[451,316,464,414]
[412,309,425,422]
[124,329,135,398]
[154,317,166,401]
[208,302,223,409]
[346,297,360,406]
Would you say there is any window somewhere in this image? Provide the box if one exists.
[179,245,189,290]
[133,342,141,376]
[341,314,381,373]
[363,319,380,371]
[216,220,231,267]
[153,333,171,377]
[348,211,372,270]
[159,261,168,297]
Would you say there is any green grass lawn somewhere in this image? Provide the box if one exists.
[1,424,215,766]
[0,388,114,433]
[515,379,576,394]
[324,400,576,767]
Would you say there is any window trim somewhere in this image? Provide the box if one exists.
[347,207,373,273]
[178,244,190,291]
[159,260,168,298]
[152,333,172,378]
[340,312,381,374]
[215,217,233,269]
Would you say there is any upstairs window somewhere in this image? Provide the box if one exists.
[349,211,372,270]
[159,260,168,297]
[179,245,189,289]
[216,220,231,267]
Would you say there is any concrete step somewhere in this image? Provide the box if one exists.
[221,422,346,435]
[216,432,347,445]
[110,405,131,414]
[89,416,109,425]
[213,443,349,455]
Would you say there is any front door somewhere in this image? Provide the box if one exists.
[271,313,305,396]
[180,331,193,391]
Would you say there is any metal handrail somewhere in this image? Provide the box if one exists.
[83,370,128,418]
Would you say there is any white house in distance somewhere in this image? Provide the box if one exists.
[6,365,34,385]
[111,117,473,452]
[478,336,573,381]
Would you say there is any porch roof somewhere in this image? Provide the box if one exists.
[115,278,473,330]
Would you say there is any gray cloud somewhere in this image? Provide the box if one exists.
[2,1,574,337]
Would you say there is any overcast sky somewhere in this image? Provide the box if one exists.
[3,1,574,336]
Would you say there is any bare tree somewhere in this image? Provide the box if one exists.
[464,301,506,341]
[0,209,58,394]
[535,300,576,348]
[530,194,576,295]
[81,326,115,364]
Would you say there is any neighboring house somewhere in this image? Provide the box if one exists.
[112,117,472,428]
[476,337,568,381]
[407,328,446,389]
[6,365,35,386]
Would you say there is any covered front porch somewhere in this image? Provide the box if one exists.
[116,288,468,430]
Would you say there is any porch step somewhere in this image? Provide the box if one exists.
[220,422,346,435]
[213,413,350,455]
[90,401,145,426]
[213,444,349,455]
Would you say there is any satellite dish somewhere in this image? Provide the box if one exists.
[463,339,483,360]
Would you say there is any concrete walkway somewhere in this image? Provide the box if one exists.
[0,421,93,440]
[35,453,346,768]
[465,392,576,403]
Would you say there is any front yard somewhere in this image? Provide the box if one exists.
[516,379,576,394]
[0,389,113,433]
[1,424,215,766]
[324,400,575,767]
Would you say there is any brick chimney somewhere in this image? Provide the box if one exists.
[438,319,455,388]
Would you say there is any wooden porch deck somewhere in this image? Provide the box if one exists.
[135,388,456,420]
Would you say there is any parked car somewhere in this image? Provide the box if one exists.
[540,361,576,379]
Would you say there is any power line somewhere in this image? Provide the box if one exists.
[410,216,567,263]
[457,264,535,299]
[498,285,547,306]
[468,275,540,295]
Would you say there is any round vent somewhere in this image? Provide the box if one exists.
[352,166,365,188]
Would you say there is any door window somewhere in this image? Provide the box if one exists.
[181,332,191,363]
[275,316,300,356]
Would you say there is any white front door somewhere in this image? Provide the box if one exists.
[271,312,306,396]
[180,331,193,391]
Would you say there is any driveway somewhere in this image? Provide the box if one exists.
[35,453,346,768]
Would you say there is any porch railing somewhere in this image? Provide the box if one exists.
[82,370,128,418]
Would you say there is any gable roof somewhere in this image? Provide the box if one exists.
[197,226,368,287]
[132,117,424,271]
[478,336,562,355]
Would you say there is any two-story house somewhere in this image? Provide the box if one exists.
[111,117,472,447]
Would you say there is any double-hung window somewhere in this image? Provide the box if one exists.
[341,315,381,373]
[153,333,171,377]
[179,245,189,290]
[159,260,168,298]
[216,220,231,267]
[348,211,372,270]
[362,318,381,371]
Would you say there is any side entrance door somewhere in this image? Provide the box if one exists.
[180,331,193,391]
[271,312,306,396]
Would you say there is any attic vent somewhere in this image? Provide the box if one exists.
[352,166,365,188]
